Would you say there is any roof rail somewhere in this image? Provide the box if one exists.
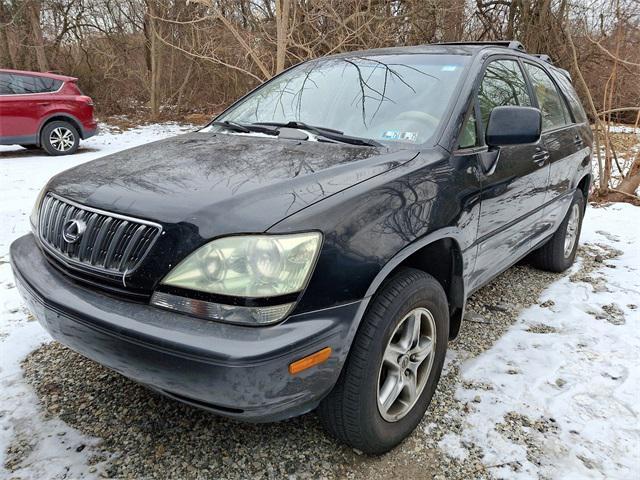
[552,66,572,82]
[531,54,553,64]
[437,41,526,52]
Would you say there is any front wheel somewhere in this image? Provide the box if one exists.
[530,189,585,272]
[318,268,449,454]
[41,121,79,156]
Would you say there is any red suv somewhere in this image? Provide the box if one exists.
[0,69,97,155]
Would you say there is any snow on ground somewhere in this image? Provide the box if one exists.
[592,124,640,195]
[450,203,640,479]
[609,124,640,134]
[0,123,639,479]
[0,123,193,479]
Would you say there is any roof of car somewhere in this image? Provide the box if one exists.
[327,44,483,58]
[324,41,545,63]
[0,68,76,82]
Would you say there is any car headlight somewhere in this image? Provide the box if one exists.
[150,232,322,325]
[30,186,47,234]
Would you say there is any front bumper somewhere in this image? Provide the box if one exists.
[10,234,362,422]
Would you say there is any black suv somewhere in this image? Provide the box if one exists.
[10,41,591,454]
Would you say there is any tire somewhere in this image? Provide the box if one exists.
[318,268,449,454]
[530,189,585,272]
[40,121,79,156]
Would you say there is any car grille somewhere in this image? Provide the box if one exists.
[38,193,162,278]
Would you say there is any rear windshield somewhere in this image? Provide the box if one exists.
[218,54,470,145]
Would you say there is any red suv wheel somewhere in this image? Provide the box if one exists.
[40,121,80,156]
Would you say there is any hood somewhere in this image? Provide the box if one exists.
[48,132,419,238]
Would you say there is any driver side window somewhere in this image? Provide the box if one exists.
[478,59,532,133]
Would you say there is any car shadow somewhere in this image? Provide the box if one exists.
[0,147,101,159]
[22,342,360,479]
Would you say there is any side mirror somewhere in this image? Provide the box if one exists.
[486,106,542,147]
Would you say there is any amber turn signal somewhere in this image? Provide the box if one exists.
[289,347,332,375]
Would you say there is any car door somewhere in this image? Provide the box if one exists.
[522,62,583,236]
[466,57,549,291]
[0,73,59,143]
[0,72,24,140]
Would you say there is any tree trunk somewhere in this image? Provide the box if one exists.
[615,154,640,195]
[442,0,465,42]
[275,0,290,74]
[147,0,161,119]
[0,2,16,68]
[27,0,48,71]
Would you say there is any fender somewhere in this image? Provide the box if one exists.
[338,226,469,362]
[37,112,88,142]
[571,156,592,192]
[364,226,467,298]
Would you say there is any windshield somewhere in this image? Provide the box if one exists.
[216,54,469,145]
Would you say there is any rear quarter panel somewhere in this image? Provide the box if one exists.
[38,100,96,137]
[37,82,96,136]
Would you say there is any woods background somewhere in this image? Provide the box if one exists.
[1,0,639,199]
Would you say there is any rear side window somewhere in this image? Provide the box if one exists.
[552,71,588,124]
[478,59,532,131]
[524,63,571,130]
[0,74,12,94]
[0,74,62,94]
[35,76,63,93]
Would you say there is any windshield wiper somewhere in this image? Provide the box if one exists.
[256,121,344,135]
[211,120,278,135]
[254,121,383,147]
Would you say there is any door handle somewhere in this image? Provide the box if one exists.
[36,101,51,106]
[532,148,550,166]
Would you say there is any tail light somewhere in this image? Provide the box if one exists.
[79,96,94,106]
[66,81,93,105]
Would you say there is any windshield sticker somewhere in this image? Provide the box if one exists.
[382,130,401,140]
[441,65,458,71]
[382,130,418,142]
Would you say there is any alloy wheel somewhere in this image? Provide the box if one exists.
[49,127,75,152]
[564,203,580,258]
[377,307,437,422]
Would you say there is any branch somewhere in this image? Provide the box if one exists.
[609,189,640,201]
[587,36,640,67]
[597,107,640,116]
[188,0,271,80]
[152,29,264,83]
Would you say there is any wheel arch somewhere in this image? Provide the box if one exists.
[577,173,591,201]
[37,113,85,145]
[363,229,467,340]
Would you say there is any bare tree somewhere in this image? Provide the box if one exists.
[2,0,638,203]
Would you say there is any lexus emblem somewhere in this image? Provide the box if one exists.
[62,219,86,244]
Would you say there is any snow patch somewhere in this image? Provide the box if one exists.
[454,203,640,479]
[438,433,469,461]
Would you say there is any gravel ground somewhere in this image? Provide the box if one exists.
[11,244,616,480]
